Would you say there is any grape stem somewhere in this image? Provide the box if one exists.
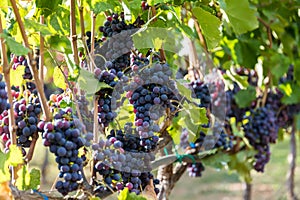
[90,11,96,72]
[0,13,19,184]
[243,183,252,200]
[78,0,85,39]
[25,132,38,162]
[70,0,79,66]
[157,134,173,200]
[10,0,52,122]
[257,17,273,48]
[149,5,166,62]
[39,15,45,82]
[287,121,298,200]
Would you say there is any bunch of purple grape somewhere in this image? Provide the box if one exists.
[0,94,41,155]
[0,74,9,114]
[242,107,278,172]
[92,128,160,196]
[39,107,92,195]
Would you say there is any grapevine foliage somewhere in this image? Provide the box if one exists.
[0,0,299,199]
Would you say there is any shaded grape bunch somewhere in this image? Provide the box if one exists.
[85,31,101,52]
[193,129,233,151]
[225,82,246,122]
[235,67,258,86]
[94,68,122,127]
[0,74,9,114]
[187,162,205,177]
[11,50,39,80]
[92,128,160,196]
[39,107,92,195]
[266,90,300,128]
[190,80,211,108]
[99,13,144,38]
[0,94,41,154]
[279,65,294,83]
[242,107,278,172]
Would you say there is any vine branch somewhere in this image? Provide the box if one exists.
[39,15,45,82]
[257,17,272,48]
[70,0,79,66]
[10,0,52,122]
[287,121,298,200]
[0,13,19,183]
[90,11,96,72]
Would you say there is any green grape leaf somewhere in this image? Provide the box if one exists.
[202,151,231,169]
[10,65,25,87]
[227,151,255,183]
[192,7,222,50]
[0,34,30,56]
[147,0,170,6]
[279,82,300,105]
[29,169,40,190]
[233,86,256,108]
[0,152,10,183]
[89,197,101,200]
[114,99,134,129]
[182,101,208,125]
[36,0,62,17]
[167,116,183,145]
[296,114,300,131]
[53,66,67,90]
[78,68,112,95]
[16,166,40,191]
[220,0,259,34]
[64,54,80,81]
[47,35,72,53]
[178,113,199,137]
[118,187,147,200]
[263,53,290,82]
[24,19,53,36]
[0,145,23,183]
[92,1,118,15]
[234,37,260,69]
[175,79,193,101]
[294,60,300,85]
[47,6,70,35]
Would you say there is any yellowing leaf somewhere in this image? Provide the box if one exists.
[10,65,26,87]
[152,37,164,51]
[53,66,67,90]
[7,145,23,166]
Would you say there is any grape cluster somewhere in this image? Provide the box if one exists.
[92,128,160,196]
[94,68,123,127]
[242,107,278,172]
[187,162,205,177]
[225,82,246,122]
[0,74,9,114]
[39,107,92,195]
[235,67,258,86]
[99,13,144,38]
[0,94,41,154]
[11,50,39,80]
[190,80,211,108]
[86,31,101,52]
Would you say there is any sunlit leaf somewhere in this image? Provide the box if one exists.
[53,66,67,90]
[10,65,26,87]
[0,34,30,56]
